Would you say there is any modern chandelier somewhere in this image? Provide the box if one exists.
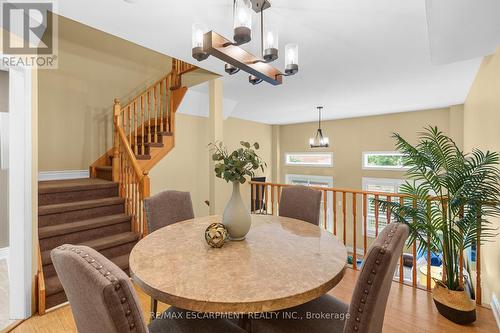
[191,0,299,85]
[309,107,330,148]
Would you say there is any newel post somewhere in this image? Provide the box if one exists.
[112,98,121,182]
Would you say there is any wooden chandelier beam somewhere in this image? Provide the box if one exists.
[203,31,283,85]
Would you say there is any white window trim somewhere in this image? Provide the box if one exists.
[284,152,333,168]
[362,151,410,171]
[362,177,405,238]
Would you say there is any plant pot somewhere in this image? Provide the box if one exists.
[222,182,251,241]
[432,282,476,324]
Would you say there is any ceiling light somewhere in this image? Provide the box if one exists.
[191,0,299,85]
[192,23,209,61]
[249,75,263,85]
[225,63,240,75]
[309,106,330,148]
[233,0,253,44]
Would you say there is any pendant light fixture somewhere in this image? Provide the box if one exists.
[191,0,299,85]
[309,107,330,148]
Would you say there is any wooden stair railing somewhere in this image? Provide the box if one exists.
[107,59,196,237]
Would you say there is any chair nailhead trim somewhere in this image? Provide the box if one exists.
[55,245,139,332]
[349,223,402,333]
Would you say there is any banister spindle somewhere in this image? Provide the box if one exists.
[426,200,431,291]
[399,196,404,283]
[264,184,268,214]
[141,95,145,156]
[270,185,275,215]
[323,190,328,229]
[159,80,164,133]
[112,98,121,183]
[147,91,152,145]
[476,206,482,305]
[352,193,357,270]
[128,106,132,146]
[342,192,346,245]
[459,205,464,287]
[251,183,256,213]
[333,191,337,235]
[374,194,379,237]
[363,193,367,256]
[154,85,159,143]
[134,101,138,156]
[412,198,417,287]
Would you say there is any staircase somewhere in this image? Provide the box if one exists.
[36,59,197,314]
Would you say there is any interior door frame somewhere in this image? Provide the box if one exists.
[1,59,34,319]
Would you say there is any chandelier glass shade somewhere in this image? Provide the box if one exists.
[309,106,330,148]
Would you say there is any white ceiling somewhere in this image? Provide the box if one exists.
[55,0,489,124]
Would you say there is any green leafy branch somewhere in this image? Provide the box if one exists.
[209,141,267,184]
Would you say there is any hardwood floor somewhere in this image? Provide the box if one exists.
[9,269,498,333]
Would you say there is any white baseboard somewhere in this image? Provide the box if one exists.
[0,247,8,260]
[492,293,500,330]
[38,170,89,181]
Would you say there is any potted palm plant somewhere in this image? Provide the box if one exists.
[377,126,500,324]
[209,141,266,240]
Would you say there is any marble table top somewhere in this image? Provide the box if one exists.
[129,215,347,313]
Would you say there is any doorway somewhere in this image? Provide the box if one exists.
[0,68,13,330]
[0,63,34,327]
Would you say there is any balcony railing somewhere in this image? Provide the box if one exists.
[249,181,483,305]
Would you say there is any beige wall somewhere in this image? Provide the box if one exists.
[149,113,210,217]
[464,47,500,306]
[38,16,173,171]
[279,107,463,249]
[280,107,462,188]
[148,114,272,217]
[221,117,273,214]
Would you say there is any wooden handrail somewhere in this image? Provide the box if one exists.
[249,181,412,198]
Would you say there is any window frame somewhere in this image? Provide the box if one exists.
[362,177,405,237]
[361,151,410,171]
[284,152,333,168]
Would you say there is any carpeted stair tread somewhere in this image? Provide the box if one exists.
[42,232,139,266]
[39,178,116,194]
[39,197,124,215]
[45,253,131,297]
[39,214,131,239]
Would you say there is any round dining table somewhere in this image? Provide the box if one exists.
[129,214,347,314]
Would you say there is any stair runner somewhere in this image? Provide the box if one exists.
[38,178,138,309]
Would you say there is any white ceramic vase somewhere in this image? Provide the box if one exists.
[222,182,251,240]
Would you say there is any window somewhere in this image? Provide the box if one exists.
[285,152,333,167]
[362,151,409,171]
[285,174,334,230]
[362,177,405,237]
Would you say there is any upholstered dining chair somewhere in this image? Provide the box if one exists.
[278,185,322,225]
[250,222,410,333]
[144,190,195,233]
[51,245,246,333]
[143,190,195,319]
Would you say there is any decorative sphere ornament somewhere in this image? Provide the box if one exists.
[205,223,228,248]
